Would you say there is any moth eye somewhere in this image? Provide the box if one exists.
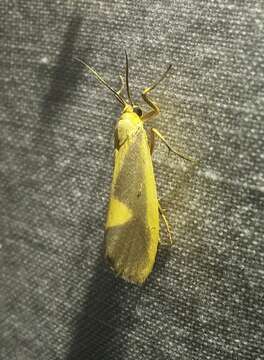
[133,106,143,117]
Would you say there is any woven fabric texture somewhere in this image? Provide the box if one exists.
[0,1,263,359]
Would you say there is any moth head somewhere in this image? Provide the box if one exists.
[133,105,143,117]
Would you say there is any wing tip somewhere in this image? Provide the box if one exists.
[105,252,154,285]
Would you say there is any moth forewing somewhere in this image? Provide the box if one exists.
[105,107,159,284]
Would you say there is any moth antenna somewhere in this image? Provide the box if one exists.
[125,50,134,106]
[75,57,126,106]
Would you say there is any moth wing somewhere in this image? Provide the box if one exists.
[105,127,159,284]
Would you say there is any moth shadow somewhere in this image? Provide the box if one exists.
[66,254,137,360]
[33,13,83,158]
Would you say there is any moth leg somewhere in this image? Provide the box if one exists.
[158,202,173,245]
[151,128,197,163]
[116,75,125,97]
[141,65,172,122]
[141,87,160,122]
[148,126,156,155]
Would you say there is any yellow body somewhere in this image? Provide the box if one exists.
[105,105,159,284]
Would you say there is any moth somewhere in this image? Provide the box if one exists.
[77,53,193,284]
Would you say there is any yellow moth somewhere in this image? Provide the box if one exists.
[77,53,193,285]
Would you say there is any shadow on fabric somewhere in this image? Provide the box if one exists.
[33,13,83,158]
[66,257,138,360]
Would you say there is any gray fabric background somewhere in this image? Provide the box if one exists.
[0,1,263,359]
